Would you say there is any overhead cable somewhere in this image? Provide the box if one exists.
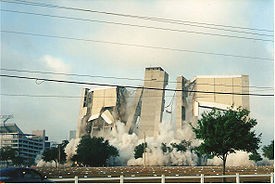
[1,9,273,37]
[0,93,180,99]
[2,30,273,61]
[0,94,81,98]
[1,68,274,89]
[0,74,274,97]
[2,0,273,33]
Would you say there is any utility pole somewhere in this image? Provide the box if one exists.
[58,144,61,167]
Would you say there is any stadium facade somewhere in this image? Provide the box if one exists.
[76,67,249,139]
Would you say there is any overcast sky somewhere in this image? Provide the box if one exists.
[1,0,274,146]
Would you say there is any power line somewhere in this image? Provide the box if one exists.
[0,10,272,42]
[0,94,81,99]
[0,74,274,97]
[1,9,273,38]
[2,30,273,61]
[1,68,274,90]
[1,92,195,99]
[0,93,179,99]
[2,0,273,33]
[0,68,149,82]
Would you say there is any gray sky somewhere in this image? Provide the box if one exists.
[1,0,274,146]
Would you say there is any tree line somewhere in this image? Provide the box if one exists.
[1,107,274,171]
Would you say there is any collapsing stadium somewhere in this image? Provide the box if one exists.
[61,66,270,167]
[76,67,250,140]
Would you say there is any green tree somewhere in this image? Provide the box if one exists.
[12,156,25,166]
[161,143,172,153]
[171,140,191,152]
[42,147,59,167]
[134,142,147,159]
[75,135,119,166]
[262,140,274,160]
[42,140,69,167]
[59,140,69,164]
[161,141,191,154]
[193,146,214,166]
[192,107,261,176]
[0,146,17,166]
[249,151,262,162]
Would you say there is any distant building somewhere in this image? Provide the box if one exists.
[69,130,76,140]
[0,123,49,162]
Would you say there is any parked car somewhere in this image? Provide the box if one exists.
[0,167,54,183]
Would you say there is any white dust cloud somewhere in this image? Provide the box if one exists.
[61,121,270,167]
[110,121,199,166]
[207,151,255,166]
[64,138,81,161]
[36,160,57,167]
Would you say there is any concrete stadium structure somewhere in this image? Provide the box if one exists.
[138,67,168,138]
[175,75,250,130]
[193,75,249,110]
[76,67,168,139]
[76,67,250,139]
[76,87,129,138]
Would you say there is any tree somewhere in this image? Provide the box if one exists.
[192,107,261,177]
[42,140,69,167]
[161,143,172,154]
[171,140,191,152]
[59,140,69,164]
[42,147,59,167]
[193,146,214,166]
[249,151,262,162]
[161,141,191,154]
[262,140,274,160]
[0,146,17,166]
[74,135,119,166]
[12,156,25,166]
[134,143,147,159]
